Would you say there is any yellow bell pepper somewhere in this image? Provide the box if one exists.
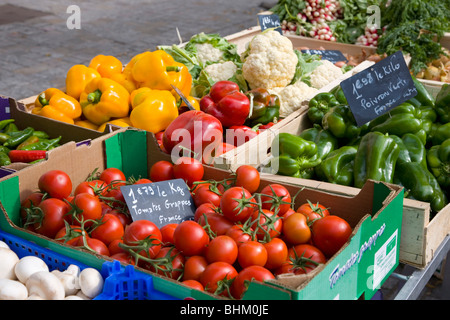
[131,50,192,99]
[130,87,152,109]
[97,117,132,133]
[32,88,82,124]
[110,72,137,94]
[74,119,99,131]
[66,65,101,100]
[89,54,123,79]
[130,89,178,133]
[180,95,200,111]
[80,78,130,126]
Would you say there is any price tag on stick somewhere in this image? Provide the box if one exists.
[340,51,418,127]
[258,14,282,34]
[301,49,348,64]
[121,179,196,229]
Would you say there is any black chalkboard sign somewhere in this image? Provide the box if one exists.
[340,51,417,127]
[301,49,348,63]
[258,14,282,34]
[121,179,196,229]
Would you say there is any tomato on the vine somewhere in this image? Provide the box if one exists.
[76,236,110,256]
[110,252,135,265]
[263,237,288,271]
[150,160,174,182]
[204,235,238,264]
[181,280,204,291]
[31,198,69,238]
[54,224,84,246]
[173,220,210,257]
[225,224,252,247]
[311,215,352,258]
[260,184,292,216]
[237,240,268,268]
[276,244,326,275]
[123,220,162,259]
[282,212,311,245]
[296,200,330,223]
[74,180,107,197]
[234,165,260,194]
[108,239,126,256]
[220,186,256,223]
[250,209,283,241]
[68,192,103,227]
[99,167,126,184]
[173,157,204,187]
[231,266,275,299]
[90,213,124,246]
[148,247,185,280]
[200,261,238,296]
[38,170,72,200]
[160,223,178,245]
[196,210,234,237]
[193,184,221,208]
[183,255,208,282]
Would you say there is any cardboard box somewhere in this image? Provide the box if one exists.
[0,128,404,300]
[254,81,450,269]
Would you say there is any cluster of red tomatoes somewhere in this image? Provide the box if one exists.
[19,157,353,300]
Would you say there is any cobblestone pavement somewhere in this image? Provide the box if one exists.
[0,0,448,300]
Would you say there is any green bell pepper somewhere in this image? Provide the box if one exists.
[431,122,450,146]
[246,88,280,126]
[369,102,426,145]
[315,145,357,186]
[402,133,427,169]
[418,104,438,141]
[270,133,321,178]
[331,86,348,105]
[435,83,450,124]
[427,138,450,189]
[299,124,338,160]
[322,104,360,140]
[307,92,340,125]
[353,132,400,188]
[412,76,435,107]
[395,161,448,213]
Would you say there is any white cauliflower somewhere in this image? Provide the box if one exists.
[309,60,344,89]
[273,81,319,117]
[195,43,224,65]
[204,61,238,83]
[241,30,298,90]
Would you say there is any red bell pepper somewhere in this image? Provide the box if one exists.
[162,110,223,160]
[199,81,250,128]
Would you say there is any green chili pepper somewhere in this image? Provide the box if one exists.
[19,136,62,151]
[353,132,400,188]
[427,138,450,189]
[3,127,34,148]
[32,131,50,139]
[17,136,40,150]
[0,151,11,166]
[308,92,340,125]
[270,133,321,178]
[0,146,10,154]
[299,124,338,160]
[4,122,19,134]
[435,83,450,124]
[0,133,10,144]
[0,119,15,131]
[315,145,357,186]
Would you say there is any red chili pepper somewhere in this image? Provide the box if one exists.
[199,81,250,128]
[8,150,46,163]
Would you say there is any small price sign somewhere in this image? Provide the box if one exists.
[258,14,282,34]
[301,49,348,63]
[121,179,196,229]
[340,51,417,127]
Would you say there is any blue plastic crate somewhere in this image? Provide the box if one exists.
[0,229,179,300]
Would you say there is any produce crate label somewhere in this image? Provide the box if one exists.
[258,14,282,34]
[301,49,348,63]
[372,229,398,290]
[340,51,417,126]
[121,179,196,228]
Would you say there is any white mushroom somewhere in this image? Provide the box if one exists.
[0,279,28,300]
[15,256,49,284]
[0,247,19,280]
[64,295,84,300]
[79,268,104,299]
[0,240,9,249]
[75,291,91,300]
[52,264,81,296]
[26,270,65,300]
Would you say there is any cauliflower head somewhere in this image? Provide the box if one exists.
[204,61,238,83]
[273,81,319,117]
[241,30,298,90]
[195,43,224,65]
[309,60,344,89]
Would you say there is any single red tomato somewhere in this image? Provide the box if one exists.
[74,179,107,197]
[20,192,45,228]
[260,184,292,216]
[183,255,208,282]
[90,213,124,246]
[69,192,103,227]
[181,279,204,291]
[296,200,330,224]
[275,244,326,275]
[149,160,174,182]
[200,262,238,297]
[173,157,204,187]
[173,220,210,257]
[193,184,221,207]
[108,239,126,256]
[231,266,275,299]
[311,215,352,258]
[220,186,256,223]
[225,224,252,247]
[196,210,234,237]
[237,240,268,268]
[160,223,178,245]
[123,220,162,259]
[250,209,283,241]
[205,235,238,264]
[38,170,72,200]
[263,238,288,271]
[194,202,217,222]
[32,198,68,238]
[234,165,260,194]
[282,212,311,245]
[77,237,110,256]
[99,167,126,185]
